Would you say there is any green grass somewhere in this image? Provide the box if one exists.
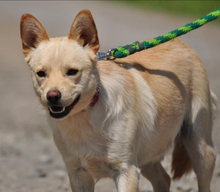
[122,1,220,19]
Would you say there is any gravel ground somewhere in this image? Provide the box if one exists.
[0,2,220,192]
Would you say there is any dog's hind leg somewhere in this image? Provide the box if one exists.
[141,162,171,192]
[181,122,216,191]
[172,92,216,192]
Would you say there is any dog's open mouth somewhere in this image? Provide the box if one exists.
[49,95,80,119]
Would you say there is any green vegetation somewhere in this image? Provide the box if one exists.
[122,1,220,18]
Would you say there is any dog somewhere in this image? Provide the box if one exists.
[20,9,217,192]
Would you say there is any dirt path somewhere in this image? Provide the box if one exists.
[0,2,219,192]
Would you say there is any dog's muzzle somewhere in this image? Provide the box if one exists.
[48,95,81,119]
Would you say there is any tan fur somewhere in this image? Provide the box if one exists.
[20,10,217,192]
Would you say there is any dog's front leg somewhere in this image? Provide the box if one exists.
[65,159,94,192]
[115,164,140,192]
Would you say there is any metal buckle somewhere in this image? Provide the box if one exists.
[97,49,116,60]
[97,42,140,60]
[97,52,109,60]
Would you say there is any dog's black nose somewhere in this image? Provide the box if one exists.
[47,90,61,103]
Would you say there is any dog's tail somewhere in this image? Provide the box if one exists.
[171,130,192,180]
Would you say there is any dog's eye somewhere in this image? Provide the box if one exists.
[67,69,78,76]
[37,71,46,77]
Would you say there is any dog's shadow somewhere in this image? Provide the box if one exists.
[114,60,187,99]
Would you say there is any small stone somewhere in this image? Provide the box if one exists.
[36,166,47,178]
[54,170,66,180]
[185,172,196,180]
[176,183,192,191]
[39,155,52,164]
[176,183,184,190]
[64,187,70,191]
[182,185,192,192]
[140,185,153,192]
[13,146,22,156]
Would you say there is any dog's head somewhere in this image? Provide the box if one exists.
[20,10,100,119]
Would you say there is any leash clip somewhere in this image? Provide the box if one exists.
[97,49,116,60]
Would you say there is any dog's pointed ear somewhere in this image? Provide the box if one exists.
[20,13,49,56]
[68,10,100,53]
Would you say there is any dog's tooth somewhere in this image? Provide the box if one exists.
[49,107,65,114]
[60,107,65,113]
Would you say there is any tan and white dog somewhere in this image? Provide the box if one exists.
[20,10,217,192]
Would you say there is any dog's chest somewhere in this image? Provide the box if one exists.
[54,128,107,160]
[51,113,108,159]
[52,122,115,179]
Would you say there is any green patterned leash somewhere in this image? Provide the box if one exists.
[97,8,220,60]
